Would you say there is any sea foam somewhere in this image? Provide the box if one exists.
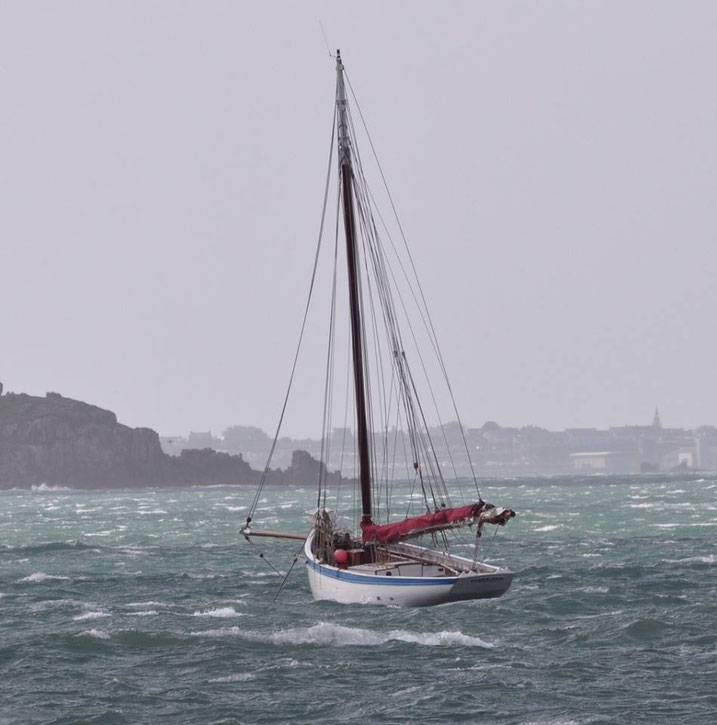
[77,629,110,639]
[192,607,245,618]
[73,611,110,621]
[208,673,255,683]
[191,622,493,648]
[31,484,74,493]
[19,572,70,583]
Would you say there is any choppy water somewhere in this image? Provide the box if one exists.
[1,476,716,724]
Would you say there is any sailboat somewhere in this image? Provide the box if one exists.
[242,51,515,607]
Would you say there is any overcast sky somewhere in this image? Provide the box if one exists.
[1,1,715,437]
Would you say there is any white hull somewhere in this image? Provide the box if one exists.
[304,531,513,607]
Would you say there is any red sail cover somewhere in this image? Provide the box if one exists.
[361,502,484,543]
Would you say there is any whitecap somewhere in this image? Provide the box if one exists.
[208,673,255,683]
[73,611,110,621]
[31,484,74,493]
[19,572,70,583]
[191,622,493,648]
[664,554,716,565]
[78,629,110,639]
[533,525,559,532]
[192,607,245,618]
[125,600,169,608]
[126,610,158,616]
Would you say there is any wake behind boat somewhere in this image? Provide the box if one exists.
[242,51,515,607]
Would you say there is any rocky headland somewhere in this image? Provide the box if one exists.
[0,388,344,490]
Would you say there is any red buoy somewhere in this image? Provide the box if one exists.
[333,549,348,567]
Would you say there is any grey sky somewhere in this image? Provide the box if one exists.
[2,1,715,437]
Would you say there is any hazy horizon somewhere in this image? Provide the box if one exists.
[2,1,715,438]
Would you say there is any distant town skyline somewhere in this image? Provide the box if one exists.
[162,411,717,477]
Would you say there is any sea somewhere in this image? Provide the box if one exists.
[1,475,715,724]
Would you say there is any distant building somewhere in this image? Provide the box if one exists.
[661,445,698,471]
[569,450,638,473]
[186,431,220,449]
[652,407,662,430]
[570,451,614,472]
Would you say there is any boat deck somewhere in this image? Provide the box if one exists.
[347,561,456,578]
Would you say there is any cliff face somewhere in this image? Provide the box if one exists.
[0,392,167,488]
[0,391,344,490]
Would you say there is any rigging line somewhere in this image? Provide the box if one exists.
[346,132,464,504]
[334,311,352,511]
[395,408,417,518]
[318,22,334,59]
[402,352,451,505]
[356,200,464,503]
[334,197,350,511]
[353,176,393,521]
[323,239,339,511]
[318,180,342,509]
[350,158,420,510]
[243,534,285,577]
[273,535,311,602]
[245,103,337,527]
[361,265,386,520]
[344,112,458,507]
[345,72,481,499]
[383,365,399,519]
[348,180,377,521]
[386,402,402,519]
[318,183,340,511]
[482,524,501,560]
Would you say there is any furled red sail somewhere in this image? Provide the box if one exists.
[360,501,514,543]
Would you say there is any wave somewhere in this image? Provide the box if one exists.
[192,607,245,618]
[77,629,110,640]
[73,611,110,621]
[31,484,75,493]
[126,610,158,616]
[663,554,716,566]
[2,540,92,555]
[208,673,255,683]
[191,622,493,648]
[622,618,666,640]
[18,572,70,583]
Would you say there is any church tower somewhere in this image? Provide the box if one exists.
[652,407,662,430]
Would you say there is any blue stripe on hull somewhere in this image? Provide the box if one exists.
[306,557,456,587]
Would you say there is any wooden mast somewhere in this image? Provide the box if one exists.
[336,51,372,525]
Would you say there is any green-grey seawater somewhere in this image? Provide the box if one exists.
[1,476,715,724]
